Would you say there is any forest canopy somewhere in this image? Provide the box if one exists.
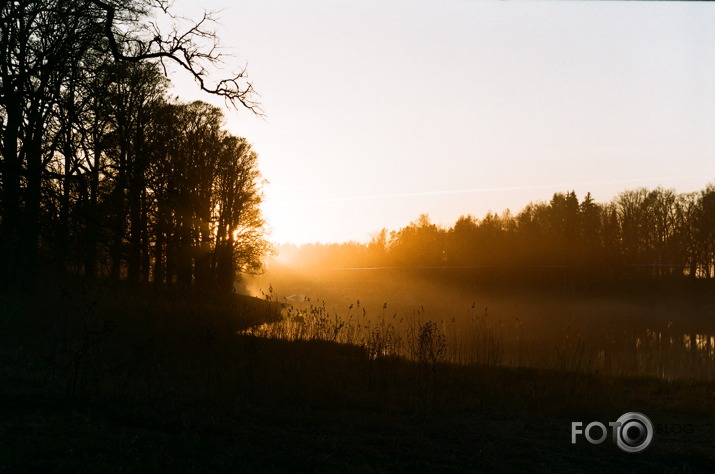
[280,186,715,283]
[0,0,267,290]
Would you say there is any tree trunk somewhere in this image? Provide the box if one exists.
[141,186,150,283]
[110,163,126,280]
[0,96,22,287]
[128,171,141,283]
[57,135,72,276]
[153,198,165,288]
[21,126,43,288]
[84,144,100,279]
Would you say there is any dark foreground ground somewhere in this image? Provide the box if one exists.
[1,282,713,472]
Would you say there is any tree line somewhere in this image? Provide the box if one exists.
[0,0,266,290]
[283,186,715,282]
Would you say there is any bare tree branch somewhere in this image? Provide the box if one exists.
[91,0,263,115]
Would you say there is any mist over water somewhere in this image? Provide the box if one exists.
[243,265,715,380]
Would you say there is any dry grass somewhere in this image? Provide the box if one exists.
[242,267,715,381]
[2,278,715,471]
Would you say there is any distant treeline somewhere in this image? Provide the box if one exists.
[281,187,715,281]
[0,2,267,290]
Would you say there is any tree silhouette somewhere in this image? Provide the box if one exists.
[0,0,264,289]
[283,184,715,286]
[699,186,715,278]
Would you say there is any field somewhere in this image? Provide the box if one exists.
[243,265,715,380]
[1,274,715,472]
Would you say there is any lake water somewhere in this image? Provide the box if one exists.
[241,267,715,380]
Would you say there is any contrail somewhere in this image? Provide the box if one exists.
[267,175,704,206]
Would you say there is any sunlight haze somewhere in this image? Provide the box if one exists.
[170,0,715,244]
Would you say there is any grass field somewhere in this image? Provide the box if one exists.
[1,277,714,472]
[243,266,715,380]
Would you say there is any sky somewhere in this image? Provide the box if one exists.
[169,0,715,244]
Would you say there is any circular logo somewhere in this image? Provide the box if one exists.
[615,412,653,453]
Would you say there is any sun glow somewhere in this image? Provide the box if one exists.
[173,1,715,245]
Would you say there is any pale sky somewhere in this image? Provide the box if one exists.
[169,0,715,244]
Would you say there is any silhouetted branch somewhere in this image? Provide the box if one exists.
[91,0,262,115]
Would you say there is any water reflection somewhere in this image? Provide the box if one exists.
[618,330,715,380]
